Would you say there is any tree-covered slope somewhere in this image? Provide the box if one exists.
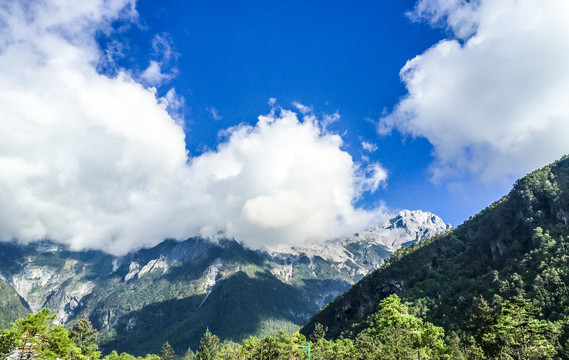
[0,279,29,329]
[303,155,569,348]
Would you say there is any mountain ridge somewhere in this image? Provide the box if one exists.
[301,155,569,346]
[0,209,448,354]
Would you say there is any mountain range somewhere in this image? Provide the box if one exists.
[302,155,569,351]
[0,209,450,355]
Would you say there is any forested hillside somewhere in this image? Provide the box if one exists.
[0,280,28,328]
[304,155,569,358]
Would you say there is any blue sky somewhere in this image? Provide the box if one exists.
[1,0,568,254]
[98,0,506,225]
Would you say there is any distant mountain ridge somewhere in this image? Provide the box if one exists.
[0,210,449,355]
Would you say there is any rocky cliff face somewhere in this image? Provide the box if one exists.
[270,209,451,273]
[0,209,449,355]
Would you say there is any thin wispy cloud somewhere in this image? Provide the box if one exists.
[292,101,314,115]
[207,107,223,120]
[321,111,340,133]
[140,34,178,86]
[362,141,378,153]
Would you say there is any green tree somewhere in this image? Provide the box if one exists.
[483,296,558,359]
[103,351,137,360]
[446,332,485,360]
[159,342,176,360]
[313,337,354,360]
[240,336,261,360]
[70,317,100,360]
[310,323,327,343]
[40,325,78,360]
[0,329,17,359]
[140,354,161,360]
[182,347,196,360]
[216,343,240,360]
[9,309,82,360]
[195,329,220,360]
[356,294,448,359]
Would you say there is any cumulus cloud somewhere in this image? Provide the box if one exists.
[0,0,387,254]
[140,60,172,85]
[380,0,569,182]
[187,110,388,248]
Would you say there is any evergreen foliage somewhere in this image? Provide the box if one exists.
[183,347,196,360]
[4,309,81,360]
[355,294,447,359]
[195,329,220,360]
[304,155,569,358]
[159,342,176,360]
[70,317,100,360]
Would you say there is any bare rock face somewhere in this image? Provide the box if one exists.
[350,209,451,253]
[10,266,59,313]
[269,210,452,279]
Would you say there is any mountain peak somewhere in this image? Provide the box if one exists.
[387,210,452,233]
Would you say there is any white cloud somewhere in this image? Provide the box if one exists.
[380,0,569,183]
[321,111,340,133]
[140,60,173,85]
[188,110,388,248]
[207,107,223,120]
[408,0,480,39]
[151,34,176,62]
[140,34,178,86]
[356,163,388,194]
[361,141,378,152]
[292,101,314,115]
[161,88,186,126]
[0,0,387,254]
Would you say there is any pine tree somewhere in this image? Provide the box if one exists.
[70,317,100,359]
[310,323,327,343]
[8,308,82,360]
[0,329,17,359]
[159,342,176,360]
[483,296,558,359]
[356,294,447,359]
[183,347,196,360]
[195,329,220,360]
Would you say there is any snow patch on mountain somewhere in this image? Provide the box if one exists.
[349,209,452,252]
[269,210,451,282]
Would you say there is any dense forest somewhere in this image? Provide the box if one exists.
[0,293,559,360]
[303,155,569,358]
